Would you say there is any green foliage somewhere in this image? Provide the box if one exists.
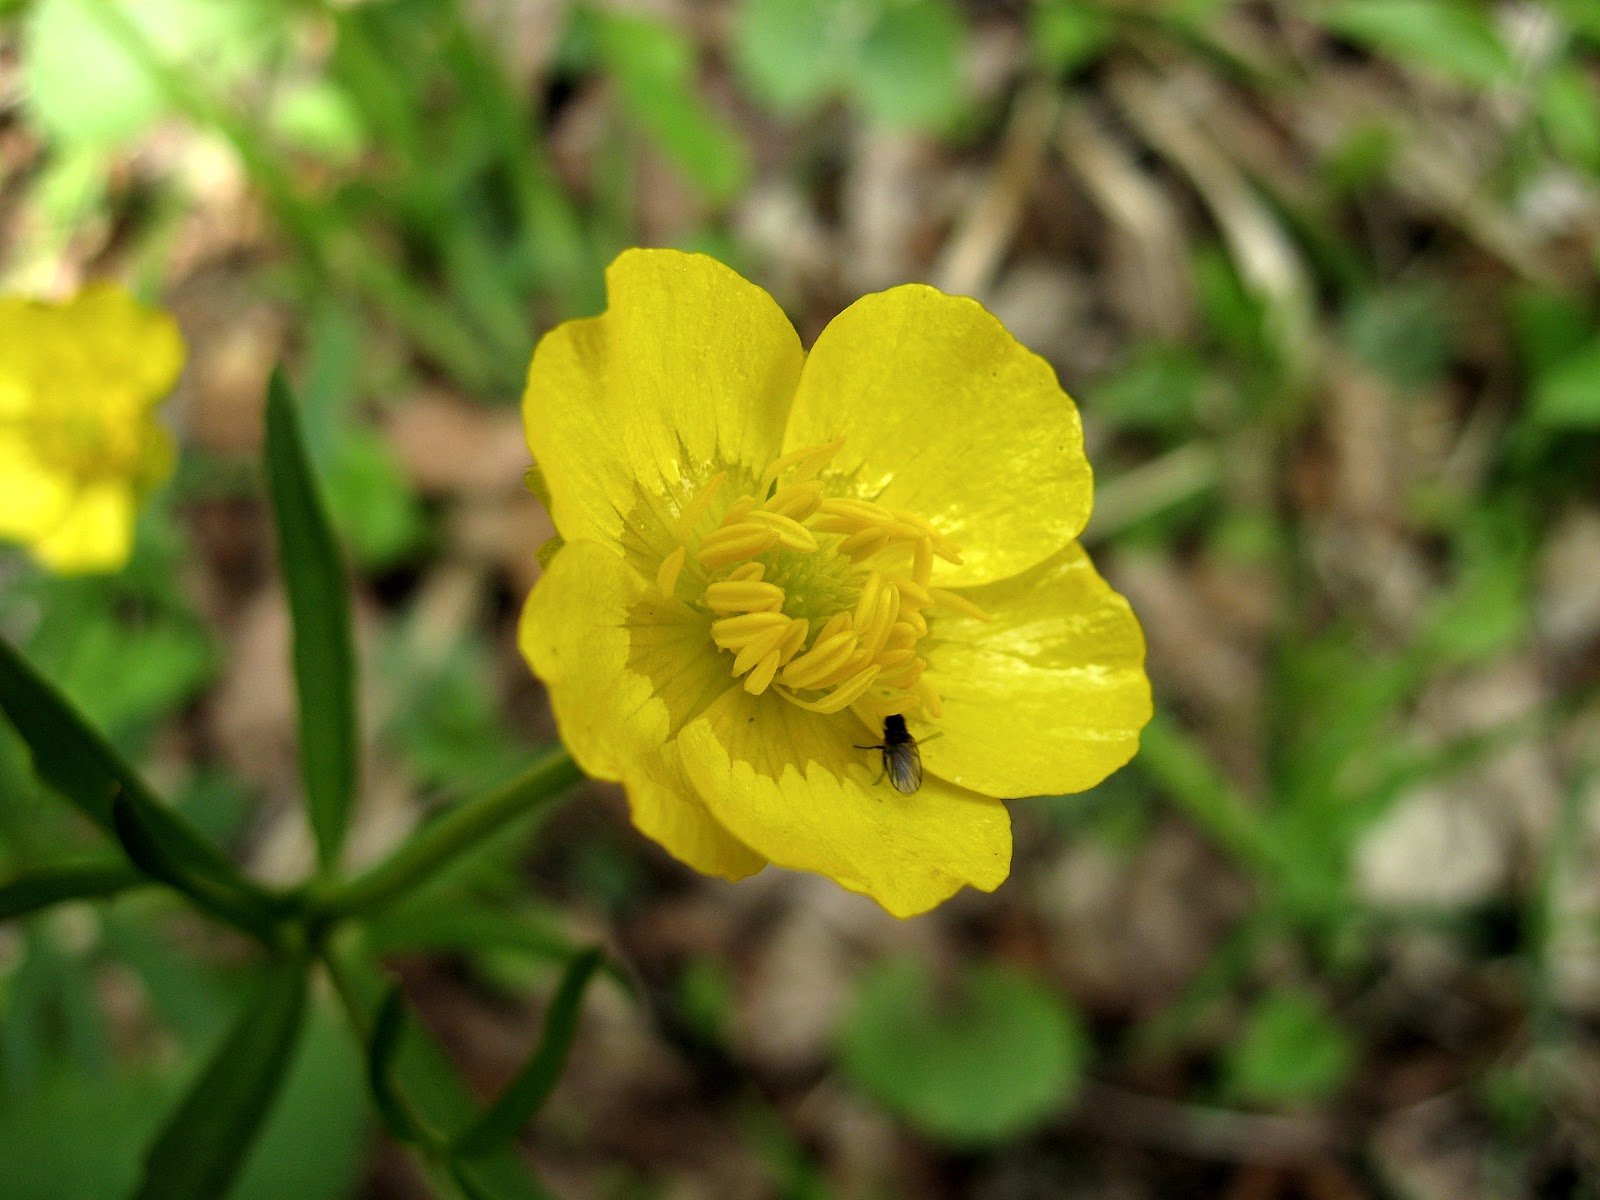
[1527,337,1600,430]
[453,947,607,1156]
[840,958,1089,1144]
[588,10,751,204]
[1223,987,1354,1107]
[265,369,360,870]
[733,0,967,130]
[1322,0,1514,87]
[1028,0,1114,76]
[1342,287,1454,391]
[129,957,309,1200]
[23,0,271,147]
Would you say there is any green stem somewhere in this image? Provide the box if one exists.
[314,748,581,921]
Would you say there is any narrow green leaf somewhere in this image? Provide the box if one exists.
[264,367,359,869]
[365,984,431,1147]
[0,636,277,933]
[321,942,556,1200]
[130,956,310,1200]
[453,948,606,1157]
[111,790,281,941]
[0,859,146,921]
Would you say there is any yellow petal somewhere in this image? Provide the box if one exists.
[69,283,186,402]
[0,433,72,540]
[523,250,804,566]
[783,284,1091,587]
[519,539,736,782]
[624,743,766,881]
[920,543,1151,797]
[676,688,1011,917]
[30,481,136,574]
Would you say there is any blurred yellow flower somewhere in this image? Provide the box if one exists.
[0,283,183,574]
[520,250,1150,916]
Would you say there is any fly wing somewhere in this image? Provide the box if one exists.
[887,743,923,794]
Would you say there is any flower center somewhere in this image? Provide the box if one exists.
[654,439,989,723]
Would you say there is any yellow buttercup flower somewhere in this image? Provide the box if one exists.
[0,283,184,574]
[520,249,1151,916]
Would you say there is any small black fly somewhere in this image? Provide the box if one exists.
[857,713,923,794]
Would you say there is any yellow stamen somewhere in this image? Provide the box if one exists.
[711,611,789,648]
[757,436,846,496]
[744,650,782,695]
[930,587,992,622]
[675,471,727,539]
[781,629,860,689]
[706,580,786,613]
[784,664,881,714]
[744,509,819,552]
[656,545,686,598]
[697,524,780,568]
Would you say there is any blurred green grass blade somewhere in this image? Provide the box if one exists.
[452,947,606,1157]
[264,367,359,870]
[365,985,432,1147]
[0,859,146,921]
[130,955,310,1200]
[0,636,268,910]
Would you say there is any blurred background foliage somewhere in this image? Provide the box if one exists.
[2,0,1600,1196]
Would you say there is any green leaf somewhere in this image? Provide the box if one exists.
[731,0,852,114]
[1224,987,1354,1106]
[1342,287,1453,390]
[854,0,966,130]
[23,0,271,147]
[264,368,359,869]
[1323,0,1513,87]
[0,859,146,921]
[452,947,607,1156]
[1539,62,1600,172]
[366,985,432,1146]
[839,958,1088,1145]
[1029,0,1114,75]
[593,13,750,203]
[110,790,281,941]
[0,636,271,923]
[1528,338,1600,429]
[130,956,310,1200]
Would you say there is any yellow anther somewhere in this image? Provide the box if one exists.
[853,572,883,629]
[763,480,825,520]
[697,524,780,568]
[877,657,924,688]
[733,621,793,675]
[930,587,992,621]
[818,496,895,524]
[874,647,917,670]
[744,651,782,695]
[839,527,892,560]
[859,582,900,657]
[657,545,687,598]
[816,610,853,642]
[885,621,920,651]
[902,608,928,637]
[706,580,786,613]
[674,471,727,539]
[711,611,789,648]
[916,677,944,719]
[781,629,860,689]
[743,509,819,552]
[785,663,881,714]
[777,617,810,663]
[895,577,933,610]
[757,436,846,496]
[914,539,933,587]
[729,562,765,582]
